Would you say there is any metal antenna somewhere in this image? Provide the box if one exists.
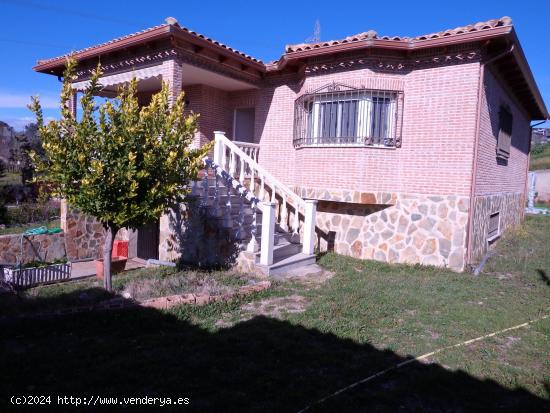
[306,19,321,43]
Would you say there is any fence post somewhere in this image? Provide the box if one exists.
[213,131,225,165]
[302,200,317,255]
[260,202,276,266]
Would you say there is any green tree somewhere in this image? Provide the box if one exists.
[30,58,210,291]
[10,123,43,183]
[0,158,6,179]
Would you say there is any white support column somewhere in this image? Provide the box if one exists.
[302,200,317,256]
[260,202,276,266]
[213,131,225,165]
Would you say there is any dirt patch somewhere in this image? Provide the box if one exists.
[277,265,335,287]
[121,271,247,301]
[495,335,521,354]
[426,330,440,340]
[216,294,309,328]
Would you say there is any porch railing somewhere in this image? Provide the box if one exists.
[211,131,317,266]
[233,141,260,163]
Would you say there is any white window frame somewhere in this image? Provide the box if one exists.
[487,212,501,242]
[308,91,397,146]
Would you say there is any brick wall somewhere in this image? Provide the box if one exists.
[474,67,531,195]
[468,67,532,264]
[256,51,480,196]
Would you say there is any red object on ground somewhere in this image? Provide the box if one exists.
[112,240,129,258]
[95,256,127,280]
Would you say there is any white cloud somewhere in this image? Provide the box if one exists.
[0,92,58,109]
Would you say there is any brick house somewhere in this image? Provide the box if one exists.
[34,16,547,273]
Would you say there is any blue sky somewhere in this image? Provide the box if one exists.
[0,0,548,130]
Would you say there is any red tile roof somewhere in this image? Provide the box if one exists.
[285,17,513,53]
[33,16,547,119]
[36,18,263,67]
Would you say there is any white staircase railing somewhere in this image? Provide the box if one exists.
[211,131,317,266]
[233,141,260,163]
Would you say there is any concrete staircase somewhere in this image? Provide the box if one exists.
[190,168,315,275]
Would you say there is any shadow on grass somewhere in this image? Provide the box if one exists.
[0,289,548,412]
[537,269,550,286]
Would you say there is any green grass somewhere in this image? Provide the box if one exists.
[0,266,251,317]
[530,143,550,170]
[0,218,60,235]
[0,216,549,411]
[0,171,21,186]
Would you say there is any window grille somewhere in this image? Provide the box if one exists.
[293,83,403,148]
[487,212,500,240]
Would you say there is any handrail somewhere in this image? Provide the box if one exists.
[232,140,260,148]
[232,140,260,163]
[214,132,306,212]
[211,131,317,263]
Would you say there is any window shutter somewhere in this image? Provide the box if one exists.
[497,106,513,159]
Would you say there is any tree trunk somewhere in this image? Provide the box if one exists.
[102,223,118,292]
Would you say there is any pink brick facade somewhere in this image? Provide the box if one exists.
[475,68,531,195]
[35,17,546,272]
[258,51,479,196]
[176,46,536,270]
[468,67,532,262]
[59,50,537,271]
[233,50,484,270]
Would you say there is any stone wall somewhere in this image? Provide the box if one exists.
[0,232,66,265]
[61,201,105,261]
[296,187,469,271]
[61,201,137,261]
[159,196,243,268]
[469,192,524,264]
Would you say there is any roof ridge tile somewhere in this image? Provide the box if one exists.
[285,16,513,53]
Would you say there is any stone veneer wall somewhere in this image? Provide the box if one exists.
[469,192,523,264]
[60,201,133,261]
[61,201,105,261]
[158,198,242,268]
[296,187,469,271]
[0,232,66,265]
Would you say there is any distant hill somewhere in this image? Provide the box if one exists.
[531,143,550,171]
[0,121,16,162]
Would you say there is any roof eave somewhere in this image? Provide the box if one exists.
[281,26,514,66]
[507,29,548,119]
[171,29,266,72]
[33,24,266,74]
[33,25,172,73]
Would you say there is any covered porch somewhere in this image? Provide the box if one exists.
[69,60,260,155]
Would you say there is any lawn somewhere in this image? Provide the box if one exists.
[0,266,251,317]
[0,216,548,412]
[0,171,21,186]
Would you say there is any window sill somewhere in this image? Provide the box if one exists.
[294,144,397,150]
[487,234,500,243]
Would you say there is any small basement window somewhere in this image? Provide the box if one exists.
[487,212,500,241]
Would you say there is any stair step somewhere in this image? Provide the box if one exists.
[256,253,316,276]
[255,240,302,260]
